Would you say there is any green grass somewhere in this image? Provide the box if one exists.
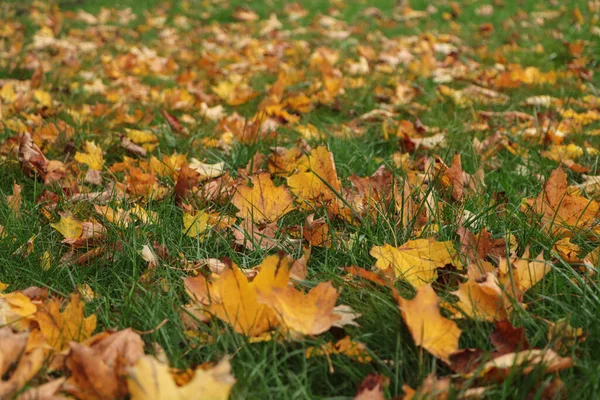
[1,0,600,398]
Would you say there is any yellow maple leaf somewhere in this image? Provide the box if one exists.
[399,285,461,362]
[370,239,458,287]
[35,294,97,350]
[50,214,83,241]
[232,173,294,223]
[74,141,104,170]
[287,146,342,207]
[127,355,235,400]
[184,255,288,337]
[452,273,509,322]
[182,211,211,239]
[33,90,53,108]
[0,291,37,330]
[267,282,345,336]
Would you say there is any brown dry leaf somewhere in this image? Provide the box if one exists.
[127,355,235,400]
[303,213,331,247]
[443,154,465,201]
[232,173,294,223]
[523,167,599,235]
[0,327,46,399]
[35,294,97,351]
[63,329,144,400]
[370,239,458,287]
[470,349,572,381]
[7,183,22,215]
[398,285,461,362]
[17,377,66,400]
[354,374,387,400]
[18,132,48,179]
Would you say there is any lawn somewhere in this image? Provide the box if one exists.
[1,0,600,398]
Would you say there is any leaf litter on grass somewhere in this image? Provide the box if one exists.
[0,0,599,398]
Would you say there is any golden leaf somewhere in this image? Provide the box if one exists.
[399,285,461,362]
[128,355,234,400]
[35,294,97,351]
[182,211,211,239]
[268,282,345,336]
[50,214,83,241]
[287,146,342,208]
[370,239,458,287]
[74,141,104,170]
[232,173,294,223]
[0,291,37,331]
[452,273,509,322]
[184,257,284,337]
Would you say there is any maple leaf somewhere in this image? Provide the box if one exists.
[64,329,145,400]
[127,356,235,400]
[523,167,599,235]
[398,285,461,362]
[452,273,509,322]
[50,214,83,242]
[0,290,38,330]
[182,211,211,239]
[74,141,104,170]
[287,146,343,211]
[184,256,286,337]
[35,294,97,351]
[232,172,294,223]
[267,282,355,336]
[370,239,458,287]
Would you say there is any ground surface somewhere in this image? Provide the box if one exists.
[1,0,600,399]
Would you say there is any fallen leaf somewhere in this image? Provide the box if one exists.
[50,214,83,242]
[127,356,235,400]
[232,173,294,223]
[35,294,97,351]
[524,167,599,235]
[398,285,461,362]
[370,239,458,287]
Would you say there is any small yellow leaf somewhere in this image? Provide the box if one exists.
[50,214,83,241]
[74,141,104,170]
[41,250,51,271]
[183,211,211,239]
